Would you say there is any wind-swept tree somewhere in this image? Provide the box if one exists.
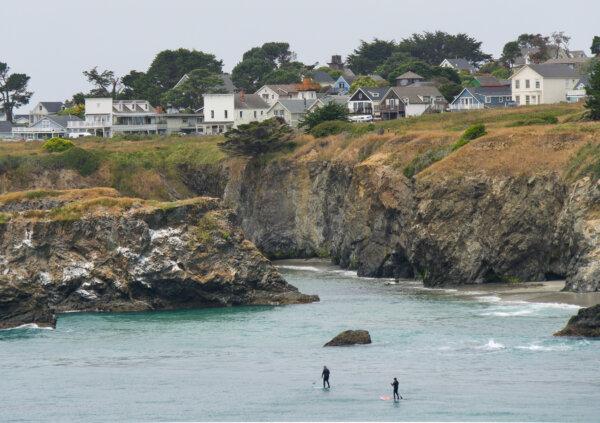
[517,33,551,63]
[398,31,491,65]
[591,36,600,57]
[83,67,121,98]
[347,39,398,75]
[218,118,294,157]
[585,61,600,120]
[550,31,571,58]
[501,41,521,67]
[0,62,33,123]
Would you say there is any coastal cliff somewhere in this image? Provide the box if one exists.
[0,188,317,329]
[0,105,598,292]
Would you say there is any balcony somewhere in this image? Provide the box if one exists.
[67,120,110,129]
[449,103,485,111]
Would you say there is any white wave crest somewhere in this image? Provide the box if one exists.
[476,339,505,350]
[516,343,571,352]
[476,295,502,303]
[481,309,533,317]
[1,323,54,331]
[276,265,322,272]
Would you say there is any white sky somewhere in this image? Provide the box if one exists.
[3,0,598,112]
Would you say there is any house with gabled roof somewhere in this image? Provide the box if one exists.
[255,83,318,106]
[379,84,447,119]
[396,71,425,86]
[566,75,590,103]
[440,58,477,74]
[201,92,270,134]
[308,71,335,87]
[450,86,514,111]
[307,95,350,113]
[13,114,82,140]
[266,98,316,128]
[29,101,64,125]
[509,63,581,105]
[174,73,236,93]
[347,87,389,118]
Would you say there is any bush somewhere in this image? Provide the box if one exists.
[451,123,486,151]
[42,137,75,153]
[218,118,294,157]
[55,147,101,176]
[298,103,349,132]
[403,147,451,178]
[507,114,558,127]
[310,121,351,138]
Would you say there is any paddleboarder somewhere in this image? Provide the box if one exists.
[322,366,330,388]
[391,377,402,400]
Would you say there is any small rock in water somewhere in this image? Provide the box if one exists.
[324,330,372,347]
[554,304,600,337]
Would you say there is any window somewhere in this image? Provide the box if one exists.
[499,97,504,103]
[515,80,520,89]
[525,80,530,89]
[254,111,257,118]
[535,80,540,89]
[225,110,229,119]
[485,96,491,103]
[261,111,264,115]
[515,95,520,104]
[525,95,530,105]
[262,94,269,100]
[240,111,243,118]
[210,110,214,119]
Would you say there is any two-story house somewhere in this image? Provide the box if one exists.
[28,101,64,125]
[379,84,447,119]
[347,87,390,119]
[13,115,82,139]
[450,86,514,111]
[509,64,581,105]
[255,84,317,106]
[267,99,315,128]
[439,58,477,74]
[201,92,269,134]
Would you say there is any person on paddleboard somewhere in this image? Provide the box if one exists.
[322,366,330,388]
[391,377,402,400]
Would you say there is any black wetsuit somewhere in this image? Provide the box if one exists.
[392,380,400,400]
[322,368,330,388]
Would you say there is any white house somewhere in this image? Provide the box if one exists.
[255,84,317,106]
[13,115,82,140]
[28,101,64,125]
[267,99,315,127]
[201,92,269,134]
[440,58,476,74]
[509,64,581,105]
[67,98,164,137]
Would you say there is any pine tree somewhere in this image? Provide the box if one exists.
[585,61,600,120]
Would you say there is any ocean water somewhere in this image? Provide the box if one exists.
[1,260,599,422]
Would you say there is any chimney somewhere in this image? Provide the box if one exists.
[239,89,245,103]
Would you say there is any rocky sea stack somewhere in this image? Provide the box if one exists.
[0,188,318,329]
[324,330,372,346]
[554,305,600,337]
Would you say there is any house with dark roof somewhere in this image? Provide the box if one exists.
[13,114,81,140]
[308,70,335,87]
[174,73,237,93]
[379,84,448,119]
[267,98,316,127]
[509,63,582,105]
[347,87,390,118]
[29,101,64,124]
[440,58,477,74]
[472,75,510,87]
[450,86,514,111]
[307,95,350,113]
[396,71,425,86]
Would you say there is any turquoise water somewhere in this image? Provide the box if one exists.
[1,260,599,422]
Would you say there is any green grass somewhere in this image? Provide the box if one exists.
[565,142,600,181]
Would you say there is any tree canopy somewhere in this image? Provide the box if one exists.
[161,69,226,111]
[585,60,600,120]
[232,42,305,92]
[397,31,491,65]
[500,41,521,66]
[298,102,348,132]
[591,36,600,56]
[347,39,398,75]
[218,118,294,157]
[83,67,121,98]
[349,76,385,93]
[0,62,33,123]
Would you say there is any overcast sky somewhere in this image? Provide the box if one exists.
[3,0,598,112]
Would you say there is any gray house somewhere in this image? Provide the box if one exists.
[267,99,315,127]
[13,115,81,140]
[29,101,64,125]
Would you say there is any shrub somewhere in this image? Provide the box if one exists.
[57,147,101,176]
[585,60,600,120]
[451,123,487,151]
[218,118,294,157]
[310,120,351,138]
[42,137,75,153]
[507,114,558,127]
[403,146,452,178]
[298,103,349,132]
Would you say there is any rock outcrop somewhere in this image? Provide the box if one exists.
[554,305,600,337]
[0,189,317,329]
[324,330,372,347]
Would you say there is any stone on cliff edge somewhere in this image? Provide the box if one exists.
[554,304,600,337]
[324,330,372,347]
[0,189,318,329]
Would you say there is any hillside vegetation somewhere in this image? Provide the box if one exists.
[0,104,598,200]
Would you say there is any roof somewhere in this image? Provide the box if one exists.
[39,102,64,113]
[316,95,350,106]
[310,71,334,84]
[468,86,512,96]
[442,58,476,71]
[396,71,424,80]
[369,74,386,82]
[0,121,13,133]
[388,85,446,104]
[474,75,508,87]
[174,73,236,93]
[352,87,390,101]
[262,84,304,95]
[275,99,316,114]
[576,75,590,87]
[524,63,581,78]
[543,56,590,65]
[46,115,82,128]
[235,93,269,109]
[112,101,154,114]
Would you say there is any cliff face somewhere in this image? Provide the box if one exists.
[0,189,317,329]
[219,130,600,292]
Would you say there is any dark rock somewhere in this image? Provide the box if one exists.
[324,330,372,347]
[0,192,318,329]
[554,304,600,337]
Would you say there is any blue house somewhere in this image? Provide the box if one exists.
[332,73,356,94]
[450,86,514,111]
